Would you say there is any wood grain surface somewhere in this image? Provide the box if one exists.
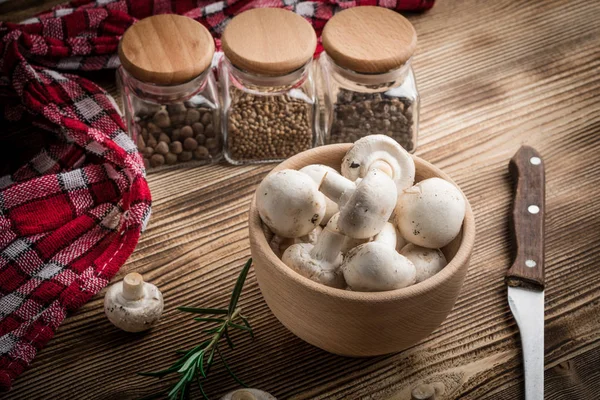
[221,8,317,76]
[2,0,600,399]
[119,14,215,85]
[322,7,417,74]
[506,146,545,290]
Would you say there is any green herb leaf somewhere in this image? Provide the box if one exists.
[223,329,235,350]
[177,307,228,315]
[228,259,252,314]
[178,350,204,373]
[228,322,252,332]
[194,317,226,323]
[217,347,248,387]
[196,375,210,400]
[239,316,254,338]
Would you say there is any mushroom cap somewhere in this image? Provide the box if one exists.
[282,243,346,288]
[395,177,466,248]
[341,135,415,192]
[256,169,327,238]
[338,169,398,239]
[400,243,447,283]
[327,212,370,254]
[299,164,340,225]
[221,388,277,400]
[343,242,416,292]
[104,278,163,332]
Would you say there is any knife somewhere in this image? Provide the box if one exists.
[506,146,545,400]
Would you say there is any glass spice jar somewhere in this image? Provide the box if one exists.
[219,8,319,164]
[319,7,420,152]
[117,15,221,170]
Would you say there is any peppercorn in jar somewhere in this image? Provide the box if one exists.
[117,15,221,170]
[220,8,319,164]
[319,7,420,152]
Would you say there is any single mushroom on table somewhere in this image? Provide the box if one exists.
[282,217,346,288]
[221,388,277,400]
[104,272,164,332]
[395,177,466,248]
[320,168,397,239]
[342,242,416,292]
[341,134,416,192]
[256,169,327,238]
[299,164,340,225]
[400,243,448,283]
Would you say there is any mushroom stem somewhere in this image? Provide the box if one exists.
[319,172,355,205]
[370,160,394,177]
[122,272,145,301]
[309,228,346,264]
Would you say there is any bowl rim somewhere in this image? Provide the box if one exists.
[249,144,476,303]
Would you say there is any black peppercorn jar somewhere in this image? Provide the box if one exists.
[319,7,419,152]
[220,8,319,165]
[117,15,221,170]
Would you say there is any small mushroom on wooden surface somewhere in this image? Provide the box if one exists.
[320,168,397,239]
[395,177,466,248]
[299,164,340,225]
[104,272,163,332]
[341,134,415,192]
[282,218,346,288]
[400,243,448,283]
[256,169,327,238]
[411,383,436,400]
[221,388,277,400]
[342,242,416,292]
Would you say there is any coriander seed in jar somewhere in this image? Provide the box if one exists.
[117,15,221,170]
[319,7,420,152]
[220,8,319,164]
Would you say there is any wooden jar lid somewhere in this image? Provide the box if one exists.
[221,8,317,76]
[118,15,215,85]
[322,7,417,74]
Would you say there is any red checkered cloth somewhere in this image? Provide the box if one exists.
[0,0,434,391]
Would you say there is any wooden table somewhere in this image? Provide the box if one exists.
[2,0,600,398]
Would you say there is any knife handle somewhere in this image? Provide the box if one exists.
[506,146,545,290]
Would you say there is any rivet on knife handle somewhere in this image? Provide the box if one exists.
[506,146,545,290]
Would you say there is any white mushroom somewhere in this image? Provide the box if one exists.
[299,164,340,225]
[342,242,416,292]
[104,272,164,332]
[373,221,408,251]
[400,243,448,283]
[395,177,466,248]
[257,169,327,238]
[327,212,370,254]
[269,235,294,258]
[282,219,346,288]
[341,135,415,192]
[221,388,277,400]
[320,168,397,239]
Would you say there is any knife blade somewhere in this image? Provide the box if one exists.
[506,145,545,400]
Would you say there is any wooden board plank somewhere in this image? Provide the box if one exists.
[3,0,600,398]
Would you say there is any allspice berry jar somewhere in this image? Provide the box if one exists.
[319,7,420,152]
[220,8,319,164]
[117,15,221,170]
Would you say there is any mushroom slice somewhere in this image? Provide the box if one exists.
[342,242,416,292]
[299,164,340,225]
[320,168,397,239]
[256,169,327,238]
[282,218,346,288]
[104,272,164,332]
[400,243,447,283]
[341,135,415,192]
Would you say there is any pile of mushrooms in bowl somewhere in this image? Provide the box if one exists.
[249,136,475,356]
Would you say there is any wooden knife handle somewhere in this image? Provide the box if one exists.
[506,146,545,290]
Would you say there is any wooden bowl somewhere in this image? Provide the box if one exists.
[248,144,475,356]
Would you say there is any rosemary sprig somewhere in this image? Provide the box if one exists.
[139,259,254,400]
